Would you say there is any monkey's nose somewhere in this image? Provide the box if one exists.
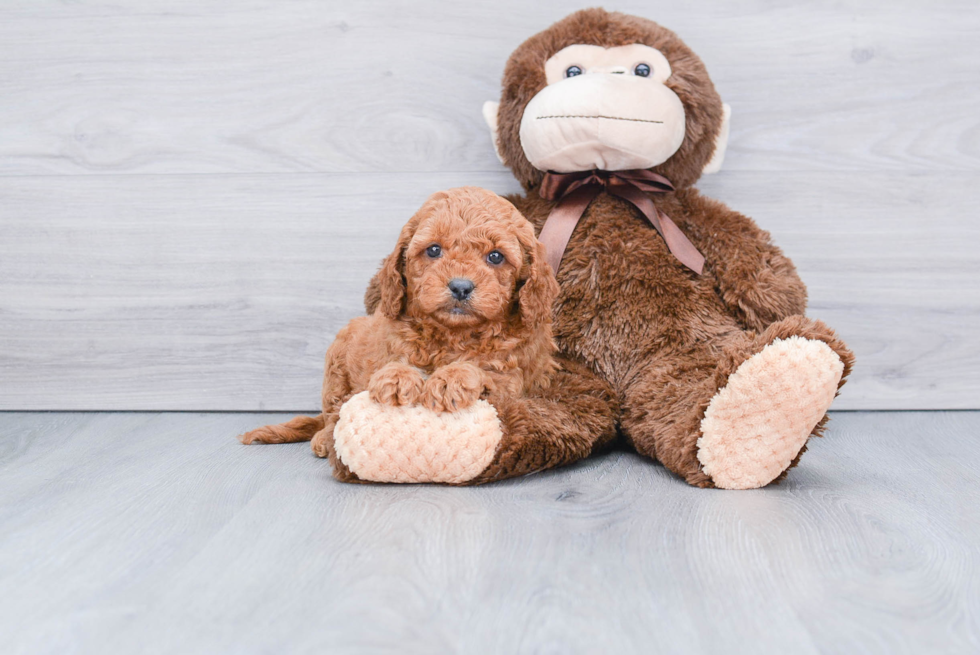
[448,278,475,301]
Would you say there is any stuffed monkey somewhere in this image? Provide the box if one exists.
[358,8,853,489]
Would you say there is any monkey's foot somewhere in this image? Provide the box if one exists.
[332,391,503,484]
[697,336,844,490]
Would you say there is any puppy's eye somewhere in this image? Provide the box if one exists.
[565,65,583,78]
[633,63,651,77]
[486,250,505,266]
[425,244,442,258]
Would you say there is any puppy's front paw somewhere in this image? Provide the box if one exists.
[421,362,486,413]
[368,363,425,407]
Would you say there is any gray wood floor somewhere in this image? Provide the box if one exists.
[2,411,979,654]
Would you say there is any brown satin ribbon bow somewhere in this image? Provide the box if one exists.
[537,169,705,275]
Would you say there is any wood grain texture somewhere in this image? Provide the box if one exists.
[0,1,977,175]
[1,0,978,410]
[1,411,979,654]
[1,171,978,410]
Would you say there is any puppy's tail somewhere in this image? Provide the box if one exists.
[239,413,325,445]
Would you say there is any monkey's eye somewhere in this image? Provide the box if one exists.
[486,250,505,266]
[426,244,442,258]
[633,63,651,77]
[565,65,583,78]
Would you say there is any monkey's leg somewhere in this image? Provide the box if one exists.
[467,357,619,485]
[329,357,618,485]
[621,316,854,489]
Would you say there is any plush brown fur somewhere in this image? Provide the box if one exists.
[240,187,579,481]
[368,9,854,487]
[501,187,856,487]
[507,10,854,487]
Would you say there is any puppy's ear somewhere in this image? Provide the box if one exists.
[516,229,560,327]
[363,270,382,315]
[376,191,448,319]
[377,219,417,320]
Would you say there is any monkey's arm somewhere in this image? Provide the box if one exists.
[678,190,808,332]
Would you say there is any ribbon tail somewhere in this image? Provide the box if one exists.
[616,169,675,194]
[612,186,705,275]
[655,209,705,275]
[538,185,600,273]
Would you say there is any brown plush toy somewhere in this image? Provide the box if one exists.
[356,8,854,489]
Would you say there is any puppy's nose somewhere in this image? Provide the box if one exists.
[448,278,475,301]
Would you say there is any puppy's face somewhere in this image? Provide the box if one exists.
[377,187,557,331]
[404,199,525,328]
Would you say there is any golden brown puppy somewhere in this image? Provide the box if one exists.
[239,187,559,471]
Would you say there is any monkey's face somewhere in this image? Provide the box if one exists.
[484,9,729,190]
[519,44,686,173]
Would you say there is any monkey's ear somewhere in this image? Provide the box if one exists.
[702,103,732,175]
[482,101,505,164]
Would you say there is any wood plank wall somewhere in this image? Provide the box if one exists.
[1,1,978,410]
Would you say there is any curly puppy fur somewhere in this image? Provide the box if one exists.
[240,187,564,479]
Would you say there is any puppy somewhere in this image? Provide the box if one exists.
[239,187,559,465]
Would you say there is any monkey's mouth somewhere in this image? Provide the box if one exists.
[536,114,664,124]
